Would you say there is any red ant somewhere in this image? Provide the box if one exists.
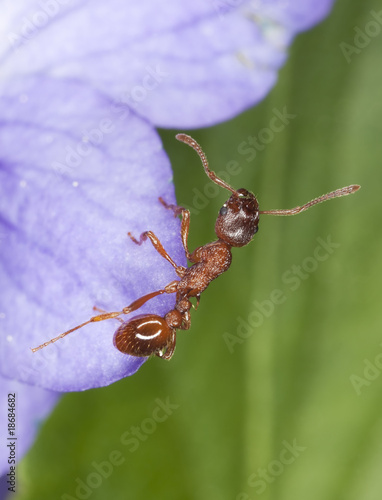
[31,134,360,360]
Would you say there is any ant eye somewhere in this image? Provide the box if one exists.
[219,206,228,216]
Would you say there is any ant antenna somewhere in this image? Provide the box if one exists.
[176,134,360,214]
[259,185,360,215]
[176,134,237,196]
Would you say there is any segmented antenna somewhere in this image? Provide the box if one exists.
[259,185,360,215]
[176,134,238,195]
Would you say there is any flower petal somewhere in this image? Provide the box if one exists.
[0,76,185,392]
[0,376,59,476]
[255,0,335,31]
[1,0,335,128]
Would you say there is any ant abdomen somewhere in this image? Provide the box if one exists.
[113,313,178,359]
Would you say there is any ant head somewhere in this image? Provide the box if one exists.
[215,188,259,247]
[175,134,260,247]
[176,133,360,244]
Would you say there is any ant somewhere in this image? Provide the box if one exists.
[31,134,360,360]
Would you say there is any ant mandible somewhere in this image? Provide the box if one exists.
[31,134,360,360]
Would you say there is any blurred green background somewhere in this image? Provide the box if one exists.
[16,1,382,499]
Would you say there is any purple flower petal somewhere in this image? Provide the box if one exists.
[0,376,58,476]
[0,76,186,392]
[255,0,335,31]
[1,0,335,128]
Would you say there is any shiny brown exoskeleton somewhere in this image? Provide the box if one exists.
[32,134,360,360]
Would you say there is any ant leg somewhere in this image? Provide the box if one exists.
[159,197,194,262]
[156,330,176,360]
[93,306,124,324]
[180,311,191,331]
[194,295,201,310]
[158,197,184,217]
[121,280,179,315]
[128,230,186,278]
[31,281,179,353]
[31,309,124,352]
[179,210,194,262]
